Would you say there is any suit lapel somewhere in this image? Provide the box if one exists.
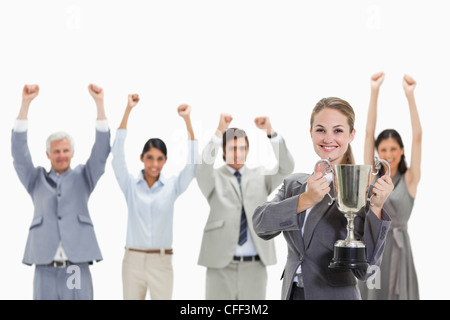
[302,179,336,250]
[44,171,57,189]
[291,177,305,198]
[291,178,307,254]
[241,167,249,196]
[220,166,242,201]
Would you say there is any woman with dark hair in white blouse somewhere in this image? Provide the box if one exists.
[111,94,198,300]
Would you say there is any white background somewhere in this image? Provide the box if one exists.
[0,0,447,300]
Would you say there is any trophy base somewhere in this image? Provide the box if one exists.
[328,246,369,270]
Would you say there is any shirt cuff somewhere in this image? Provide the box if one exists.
[211,134,222,145]
[96,120,110,132]
[188,139,199,164]
[189,139,199,149]
[13,119,28,132]
[115,128,127,137]
[269,134,283,143]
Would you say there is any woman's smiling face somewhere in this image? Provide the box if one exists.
[377,137,404,171]
[141,147,167,179]
[310,108,355,164]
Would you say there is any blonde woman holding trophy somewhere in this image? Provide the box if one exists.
[253,97,394,300]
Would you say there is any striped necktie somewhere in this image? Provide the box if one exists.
[234,171,248,246]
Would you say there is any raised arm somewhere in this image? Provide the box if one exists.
[402,74,422,198]
[254,116,275,137]
[216,113,233,139]
[88,84,107,120]
[177,104,195,140]
[174,105,199,196]
[364,72,385,165]
[196,113,232,199]
[17,84,40,120]
[84,84,111,191]
[12,85,41,193]
[255,116,295,191]
[111,94,139,194]
[119,94,140,129]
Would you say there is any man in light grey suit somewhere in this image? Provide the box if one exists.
[196,113,295,300]
[11,84,110,300]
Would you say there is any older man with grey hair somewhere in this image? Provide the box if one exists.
[11,84,111,300]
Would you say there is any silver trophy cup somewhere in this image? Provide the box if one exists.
[315,157,390,270]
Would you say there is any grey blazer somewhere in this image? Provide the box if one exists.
[196,137,295,268]
[253,173,391,300]
[11,129,111,265]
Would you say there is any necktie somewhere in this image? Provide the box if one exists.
[234,171,248,246]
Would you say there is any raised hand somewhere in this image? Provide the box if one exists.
[88,84,106,120]
[22,84,40,103]
[88,84,104,103]
[402,74,416,97]
[128,94,140,109]
[217,113,233,135]
[177,104,195,140]
[177,104,191,119]
[254,116,275,136]
[370,72,385,91]
[17,84,40,119]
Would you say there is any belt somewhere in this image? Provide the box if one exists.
[233,255,260,262]
[47,261,74,268]
[127,248,173,255]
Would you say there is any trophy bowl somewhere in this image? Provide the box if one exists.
[327,157,390,271]
[328,164,372,270]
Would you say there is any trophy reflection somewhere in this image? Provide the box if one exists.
[315,157,390,271]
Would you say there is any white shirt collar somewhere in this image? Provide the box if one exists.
[137,170,166,186]
[226,165,245,175]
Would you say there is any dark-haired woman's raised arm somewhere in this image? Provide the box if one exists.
[364,71,385,166]
[402,75,422,198]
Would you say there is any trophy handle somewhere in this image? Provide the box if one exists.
[372,156,391,177]
[314,158,334,205]
[368,157,391,206]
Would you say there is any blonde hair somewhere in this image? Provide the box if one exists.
[310,97,355,164]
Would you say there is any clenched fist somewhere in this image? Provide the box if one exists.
[128,94,140,109]
[177,104,191,119]
[370,72,385,91]
[254,116,274,136]
[217,113,233,135]
[22,84,40,103]
[88,84,104,103]
[306,171,331,206]
[402,74,416,97]
[370,174,394,212]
